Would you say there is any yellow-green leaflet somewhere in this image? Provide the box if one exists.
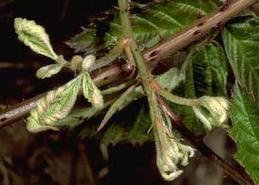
[26,76,81,133]
[14,17,58,60]
[36,63,64,79]
[82,72,104,109]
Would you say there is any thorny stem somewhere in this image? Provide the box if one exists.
[1,0,259,127]
[143,0,259,63]
[158,97,253,185]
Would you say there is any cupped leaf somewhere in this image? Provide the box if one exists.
[229,85,259,184]
[36,63,64,79]
[26,77,81,133]
[14,18,58,60]
[223,16,259,106]
[82,72,104,109]
[67,0,221,54]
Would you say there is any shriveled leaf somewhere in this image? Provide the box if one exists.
[97,85,137,132]
[229,85,259,184]
[14,18,58,60]
[182,42,228,133]
[223,16,259,106]
[26,77,81,133]
[67,0,221,54]
[82,72,104,109]
[36,63,64,79]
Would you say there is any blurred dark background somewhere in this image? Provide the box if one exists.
[0,0,242,185]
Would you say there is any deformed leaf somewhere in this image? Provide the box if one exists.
[229,85,259,184]
[26,76,81,133]
[82,72,104,109]
[36,63,64,79]
[14,17,58,60]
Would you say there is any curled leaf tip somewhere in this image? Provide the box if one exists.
[82,55,96,71]
[155,117,196,181]
[82,72,104,109]
[193,96,230,131]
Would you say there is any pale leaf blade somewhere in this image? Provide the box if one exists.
[26,77,81,133]
[82,72,104,109]
[36,63,64,79]
[14,17,58,60]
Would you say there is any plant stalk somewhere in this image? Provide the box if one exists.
[118,0,160,126]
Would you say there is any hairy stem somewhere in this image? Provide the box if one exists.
[158,97,253,185]
[158,88,199,106]
[1,0,258,128]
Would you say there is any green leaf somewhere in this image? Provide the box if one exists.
[14,18,58,60]
[26,77,81,133]
[101,104,152,145]
[67,0,221,54]
[78,103,152,145]
[182,42,228,133]
[82,72,104,109]
[223,16,259,106]
[36,63,64,79]
[229,85,259,184]
[187,42,228,96]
